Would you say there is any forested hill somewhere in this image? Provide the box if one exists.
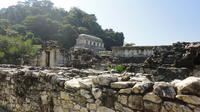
[0,0,124,50]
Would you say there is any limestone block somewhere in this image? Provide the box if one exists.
[144,101,161,112]
[62,102,74,109]
[128,95,143,110]
[74,104,81,110]
[176,95,200,105]
[175,77,200,95]
[92,74,118,86]
[118,95,128,105]
[79,78,93,89]
[143,92,162,104]
[194,107,200,112]
[96,106,115,112]
[54,106,64,112]
[80,89,92,99]
[92,88,102,99]
[153,82,176,99]
[114,102,134,112]
[87,103,96,110]
[41,95,48,104]
[80,107,88,112]
[60,92,70,100]
[64,78,81,89]
[118,88,132,94]
[110,81,135,88]
[132,82,153,94]
[161,101,192,112]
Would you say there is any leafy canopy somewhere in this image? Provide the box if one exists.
[0,0,125,50]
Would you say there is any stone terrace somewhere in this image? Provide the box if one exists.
[0,66,200,112]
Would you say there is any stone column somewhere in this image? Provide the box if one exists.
[40,51,46,67]
[49,50,55,67]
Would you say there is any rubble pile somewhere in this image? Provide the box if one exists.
[69,49,106,69]
[145,42,200,69]
[0,66,200,112]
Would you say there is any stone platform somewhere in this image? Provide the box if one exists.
[0,66,200,112]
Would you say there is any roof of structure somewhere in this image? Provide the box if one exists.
[78,34,103,42]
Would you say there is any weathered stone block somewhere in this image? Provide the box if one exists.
[128,95,143,110]
[118,95,128,105]
[80,89,92,99]
[176,95,200,105]
[161,101,192,112]
[60,92,70,100]
[118,88,132,94]
[143,92,162,104]
[132,82,153,94]
[110,81,135,88]
[96,106,115,112]
[175,77,200,96]
[144,101,161,112]
[41,95,48,104]
[92,74,118,86]
[153,82,176,99]
[54,106,64,112]
[92,88,102,99]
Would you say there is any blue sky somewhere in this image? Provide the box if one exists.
[1,0,200,45]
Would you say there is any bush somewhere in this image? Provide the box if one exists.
[115,65,126,73]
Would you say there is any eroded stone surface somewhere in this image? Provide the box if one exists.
[175,77,200,95]
[132,82,153,94]
[161,101,193,112]
[92,74,118,86]
[153,82,176,99]
[0,66,200,112]
[176,95,200,105]
[143,92,162,104]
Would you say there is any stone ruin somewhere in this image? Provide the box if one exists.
[32,40,67,67]
[0,41,200,112]
[0,65,200,112]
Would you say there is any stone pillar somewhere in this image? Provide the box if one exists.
[55,49,64,66]
[40,51,46,67]
[49,50,55,67]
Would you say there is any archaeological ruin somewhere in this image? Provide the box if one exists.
[74,34,105,52]
[0,40,200,112]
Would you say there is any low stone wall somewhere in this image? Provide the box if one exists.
[0,66,200,112]
[112,46,155,58]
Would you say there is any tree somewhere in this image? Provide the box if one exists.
[57,24,78,48]
[23,15,60,40]
[124,42,135,47]
[0,0,125,50]
[0,35,38,64]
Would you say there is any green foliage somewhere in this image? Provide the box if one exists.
[115,65,126,73]
[0,0,125,50]
[0,35,38,64]
[107,65,126,73]
[124,42,135,47]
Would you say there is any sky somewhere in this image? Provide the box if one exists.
[0,0,200,45]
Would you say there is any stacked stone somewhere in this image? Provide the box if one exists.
[0,66,200,112]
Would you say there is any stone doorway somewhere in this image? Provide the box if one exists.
[194,53,200,65]
[46,51,50,67]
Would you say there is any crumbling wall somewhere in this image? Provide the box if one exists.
[69,48,108,69]
[145,42,200,69]
[112,46,155,63]
[0,66,200,112]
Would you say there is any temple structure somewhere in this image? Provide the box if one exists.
[32,41,66,67]
[74,34,105,52]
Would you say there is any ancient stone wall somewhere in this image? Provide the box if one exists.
[0,66,200,112]
[112,46,155,58]
[112,46,157,63]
